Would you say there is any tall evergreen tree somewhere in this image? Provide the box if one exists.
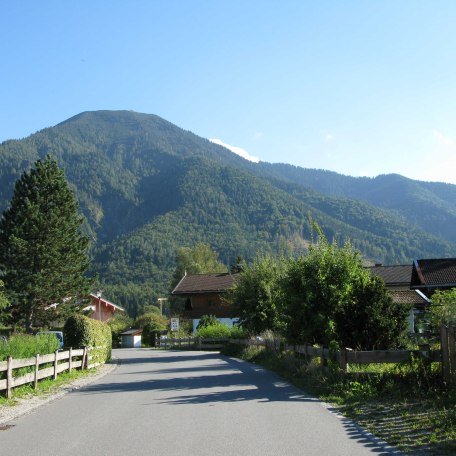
[0,280,10,325]
[0,156,93,331]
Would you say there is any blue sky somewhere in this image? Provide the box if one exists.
[1,1,456,183]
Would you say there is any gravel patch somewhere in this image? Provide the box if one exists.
[0,359,118,425]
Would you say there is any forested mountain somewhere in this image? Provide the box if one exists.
[259,163,456,243]
[0,110,455,315]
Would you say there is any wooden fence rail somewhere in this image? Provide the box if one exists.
[156,336,233,350]
[156,336,443,373]
[0,347,90,399]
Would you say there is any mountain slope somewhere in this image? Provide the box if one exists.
[0,110,455,314]
[259,163,456,243]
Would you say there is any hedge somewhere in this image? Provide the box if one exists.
[63,315,112,365]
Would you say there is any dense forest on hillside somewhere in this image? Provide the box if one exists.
[1,110,455,316]
[259,163,456,243]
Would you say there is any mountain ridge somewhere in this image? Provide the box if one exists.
[1,110,455,314]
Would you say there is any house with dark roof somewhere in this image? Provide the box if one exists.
[367,264,413,291]
[367,264,429,333]
[411,258,456,298]
[171,273,239,331]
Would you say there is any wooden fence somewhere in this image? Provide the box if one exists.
[0,347,94,399]
[156,335,446,373]
[441,326,456,385]
[156,336,235,350]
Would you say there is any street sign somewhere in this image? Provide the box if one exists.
[170,318,179,332]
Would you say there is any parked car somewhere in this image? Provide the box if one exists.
[36,331,64,349]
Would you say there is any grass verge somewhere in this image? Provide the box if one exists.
[222,343,456,455]
[0,368,101,407]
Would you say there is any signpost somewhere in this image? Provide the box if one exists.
[170,318,179,332]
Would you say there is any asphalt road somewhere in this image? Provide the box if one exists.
[0,349,399,456]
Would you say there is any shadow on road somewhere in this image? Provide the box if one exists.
[76,350,315,405]
[75,350,401,455]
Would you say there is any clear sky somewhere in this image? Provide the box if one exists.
[1,1,456,183]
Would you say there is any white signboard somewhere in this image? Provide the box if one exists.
[170,318,179,332]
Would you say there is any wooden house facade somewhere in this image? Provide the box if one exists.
[171,273,239,324]
[84,292,125,322]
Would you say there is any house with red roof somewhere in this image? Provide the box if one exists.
[84,291,125,322]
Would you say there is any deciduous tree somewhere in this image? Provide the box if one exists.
[228,254,287,334]
[283,231,408,349]
[170,242,227,289]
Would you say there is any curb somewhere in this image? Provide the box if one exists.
[0,358,119,425]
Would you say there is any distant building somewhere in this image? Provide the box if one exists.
[120,329,142,348]
[367,264,429,333]
[84,292,125,322]
[171,273,239,332]
[411,258,456,299]
[367,264,413,291]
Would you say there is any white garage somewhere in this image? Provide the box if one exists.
[120,329,143,348]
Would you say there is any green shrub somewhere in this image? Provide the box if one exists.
[0,333,60,361]
[108,313,133,348]
[196,322,232,338]
[227,254,287,335]
[63,315,112,364]
[135,312,168,346]
[135,312,168,330]
[142,324,166,346]
[428,288,456,330]
[197,315,219,330]
[230,325,247,339]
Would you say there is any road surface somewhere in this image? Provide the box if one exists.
[0,349,398,455]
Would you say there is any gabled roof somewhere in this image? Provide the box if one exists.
[172,273,239,295]
[367,264,412,286]
[120,329,142,336]
[390,290,429,305]
[88,293,125,312]
[411,258,456,289]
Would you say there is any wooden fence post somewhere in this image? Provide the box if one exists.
[321,346,327,367]
[34,354,40,389]
[441,326,451,383]
[449,327,456,386]
[53,350,59,380]
[82,346,87,370]
[338,348,348,372]
[68,347,73,373]
[6,355,13,399]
